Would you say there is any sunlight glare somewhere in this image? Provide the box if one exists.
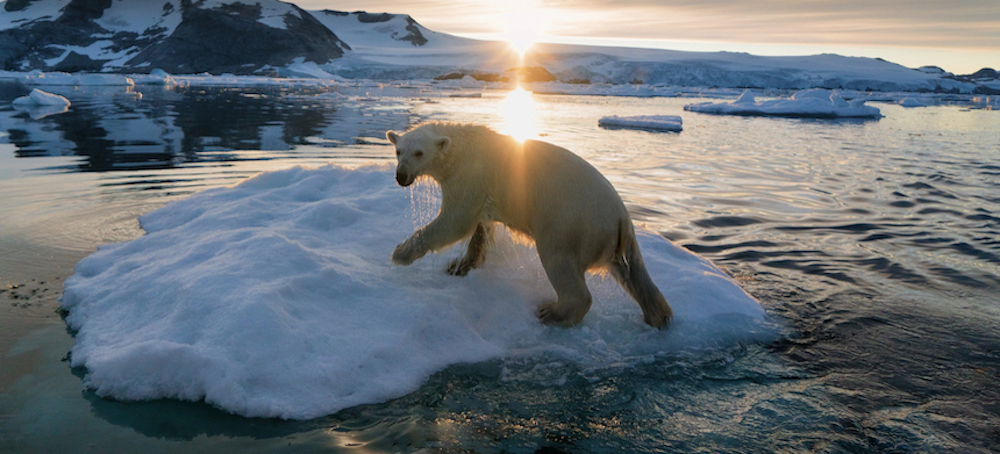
[498,87,538,142]
[500,2,546,57]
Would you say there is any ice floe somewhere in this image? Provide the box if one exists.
[12,88,70,107]
[598,115,683,132]
[11,88,70,119]
[13,70,135,86]
[684,89,883,118]
[130,69,182,86]
[61,164,773,420]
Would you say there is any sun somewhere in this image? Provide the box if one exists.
[499,4,546,57]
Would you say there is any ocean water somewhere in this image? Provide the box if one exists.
[1,81,999,453]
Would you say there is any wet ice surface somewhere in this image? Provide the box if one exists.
[1,82,999,452]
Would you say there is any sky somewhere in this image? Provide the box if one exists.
[297,0,999,74]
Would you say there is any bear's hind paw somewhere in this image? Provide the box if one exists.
[446,257,475,276]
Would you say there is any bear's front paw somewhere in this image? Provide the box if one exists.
[535,302,580,328]
[392,240,423,265]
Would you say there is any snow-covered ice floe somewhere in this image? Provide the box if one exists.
[684,89,882,118]
[12,70,135,86]
[11,88,71,119]
[12,88,70,107]
[61,164,775,420]
[130,68,186,86]
[599,115,683,132]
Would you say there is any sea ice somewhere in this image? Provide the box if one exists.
[684,89,882,118]
[11,88,71,119]
[899,97,930,108]
[18,70,135,86]
[130,69,181,86]
[61,164,773,420]
[599,115,683,132]
[12,88,70,107]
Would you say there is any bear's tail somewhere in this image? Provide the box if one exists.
[610,219,673,328]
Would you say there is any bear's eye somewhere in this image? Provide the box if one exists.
[395,149,400,157]
[414,150,424,159]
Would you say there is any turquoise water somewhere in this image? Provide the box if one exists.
[1,82,999,452]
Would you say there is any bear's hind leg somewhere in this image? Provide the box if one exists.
[535,252,593,327]
[447,222,493,276]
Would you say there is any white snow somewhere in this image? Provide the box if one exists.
[279,58,339,79]
[309,11,472,51]
[684,89,882,118]
[0,0,71,29]
[199,0,302,29]
[96,0,182,36]
[61,163,773,420]
[599,115,683,132]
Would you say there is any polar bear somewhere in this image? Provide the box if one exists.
[387,122,673,328]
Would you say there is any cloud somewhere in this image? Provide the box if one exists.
[536,0,1000,49]
[304,0,998,49]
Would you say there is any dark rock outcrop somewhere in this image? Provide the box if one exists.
[0,0,348,74]
[122,1,347,74]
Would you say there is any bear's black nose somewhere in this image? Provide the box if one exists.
[396,170,410,186]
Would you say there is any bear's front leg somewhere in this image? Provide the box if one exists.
[392,234,427,265]
[393,189,482,266]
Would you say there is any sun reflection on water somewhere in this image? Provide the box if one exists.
[498,87,538,142]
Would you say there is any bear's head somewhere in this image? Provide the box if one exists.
[386,127,452,187]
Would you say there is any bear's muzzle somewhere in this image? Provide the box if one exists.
[396,170,413,186]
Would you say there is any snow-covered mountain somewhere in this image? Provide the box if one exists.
[0,0,347,74]
[0,0,997,93]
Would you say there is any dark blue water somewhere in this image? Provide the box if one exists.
[1,81,998,453]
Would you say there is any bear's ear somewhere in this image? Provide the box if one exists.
[386,130,399,145]
[434,136,451,153]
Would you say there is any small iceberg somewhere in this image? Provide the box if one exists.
[60,164,773,420]
[899,97,930,108]
[684,89,882,118]
[132,68,180,86]
[13,88,71,107]
[12,88,71,118]
[598,115,683,132]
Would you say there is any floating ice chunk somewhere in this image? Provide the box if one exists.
[899,97,929,108]
[598,115,683,132]
[684,88,882,118]
[131,68,179,86]
[459,75,482,88]
[12,88,71,107]
[61,164,772,420]
[11,88,70,119]
[20,70,134,86]
[734,90,756,104]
